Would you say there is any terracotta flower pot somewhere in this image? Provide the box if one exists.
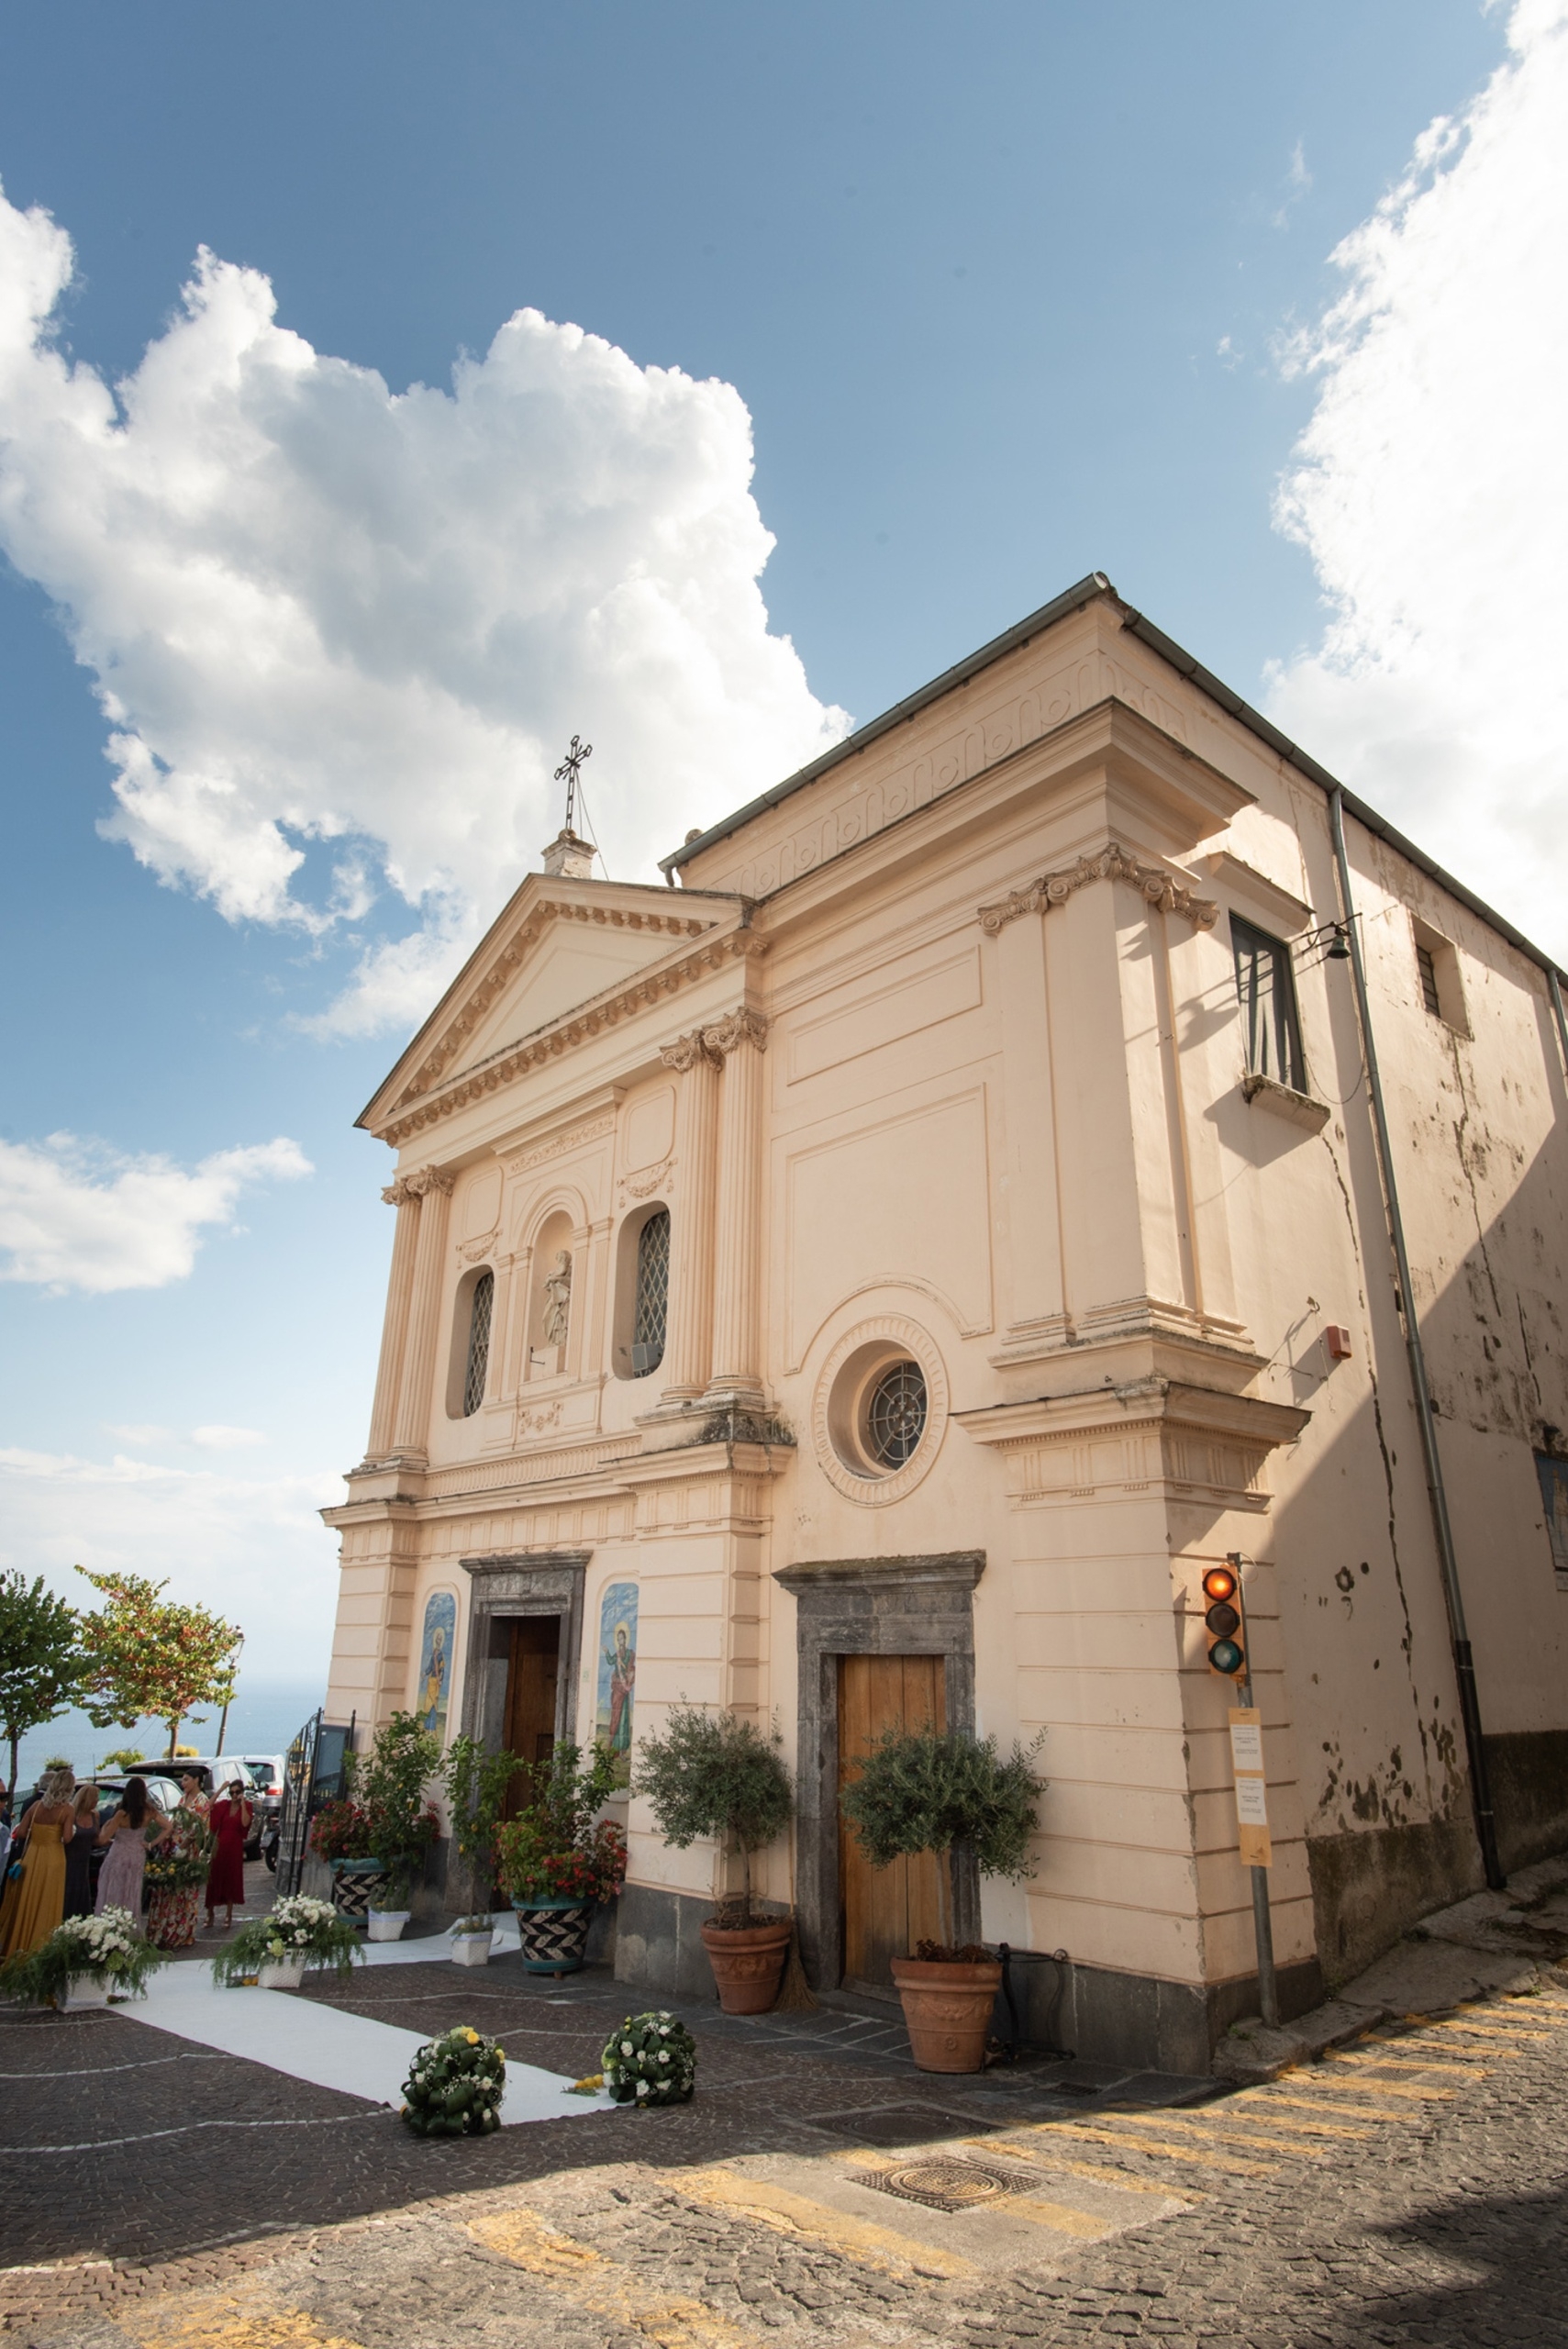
[890,1954,1002,2073]
[699,1918,794,2014]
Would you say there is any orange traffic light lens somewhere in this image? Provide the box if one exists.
[1202,1566,1238,1603]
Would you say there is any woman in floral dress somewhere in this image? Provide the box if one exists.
[147,1777,212,1948]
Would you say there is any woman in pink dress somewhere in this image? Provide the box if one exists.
[205,1777,252,1931]
[95,1777,170,1916]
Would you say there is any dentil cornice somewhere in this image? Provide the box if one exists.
[381,933,768,1147]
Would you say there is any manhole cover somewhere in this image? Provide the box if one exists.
[861,2155,1032,2214]
[813,2103,999,2147]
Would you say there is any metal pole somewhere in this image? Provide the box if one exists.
[1229,1554,1280,2030]
[1327,788,1505,1890]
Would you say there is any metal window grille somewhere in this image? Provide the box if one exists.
[865,1360,927,1469]
[633,1209,670,1375]
[463,1270,494,1417]
[1231,915,1307,1093]
[1417,943,1442,1018]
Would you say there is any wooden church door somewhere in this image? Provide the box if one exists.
[837,1653,947,1993]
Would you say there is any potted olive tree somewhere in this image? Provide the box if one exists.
[840,1725,1044,2072]
[361,1712,442,1939]
[443,1733,527,1965]
[634,1705,795,2014]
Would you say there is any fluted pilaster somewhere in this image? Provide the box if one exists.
[365,1183,423,1461]
[658,1030,721,1401]
[706,1008,768,1403]
[390,1165,454,1459]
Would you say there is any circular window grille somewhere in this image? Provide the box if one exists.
[864,1360,928,1469]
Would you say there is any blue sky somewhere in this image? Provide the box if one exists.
[1,1,1562,1740]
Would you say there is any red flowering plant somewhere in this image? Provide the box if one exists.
[495,1741,626,1908]
[310,1800,374,1863]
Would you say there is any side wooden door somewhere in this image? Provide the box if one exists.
[837,1653,947,1993]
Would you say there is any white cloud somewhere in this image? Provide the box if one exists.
[190,1424,267,1450]
[0,1133,311,1293]
[0,189,849,1034]
[1266,0,1568,956]
[1272,139,1313,229]
[0,1445,341,1683]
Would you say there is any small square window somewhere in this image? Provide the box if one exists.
[1412,920,1469,1034]
[1231,915,1307,1094]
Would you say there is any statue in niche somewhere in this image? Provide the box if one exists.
[541,1250,573,1349]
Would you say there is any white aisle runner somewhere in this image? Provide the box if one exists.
[122,1932,614,2127]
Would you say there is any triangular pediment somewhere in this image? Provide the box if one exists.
[358,875,732,1135]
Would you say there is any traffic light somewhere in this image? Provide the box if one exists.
[1203,1563,1246,1678]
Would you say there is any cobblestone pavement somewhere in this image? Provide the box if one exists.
[5,1962,1568,2347]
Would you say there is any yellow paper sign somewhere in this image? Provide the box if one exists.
[1229,1706,1273,1867]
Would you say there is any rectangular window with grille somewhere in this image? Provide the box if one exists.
[631,1208,669,1376]
[1231,914,1307,1094]
[1417,942,1442,1018]
[462,1270,494,1417]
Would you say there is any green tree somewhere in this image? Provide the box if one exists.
[633,1705,793,1927]
[839,1726,1046,1954]
[75,1569,243,1762]
[0,1572,84,1798]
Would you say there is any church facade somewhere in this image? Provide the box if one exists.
[322,573,1568,2072]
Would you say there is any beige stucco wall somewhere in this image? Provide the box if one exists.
[323,585,1568,2035]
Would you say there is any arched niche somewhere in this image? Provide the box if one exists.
[524,1208,576,1380]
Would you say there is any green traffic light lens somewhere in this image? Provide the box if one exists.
[1205,1600,1240,1639]
[1208,1637,1245,1675]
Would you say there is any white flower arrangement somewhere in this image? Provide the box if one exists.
[212,1896,363,1986]
[0,1907,165,2005]
[600,2009,696,2106]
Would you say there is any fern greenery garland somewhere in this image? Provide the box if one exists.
[600,2009,696,2106]
[0,1908,165,2005]
[400,2024,506,2135]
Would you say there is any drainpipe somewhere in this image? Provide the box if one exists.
[1328,786,1506,1892]
[1549,971,1568,1087]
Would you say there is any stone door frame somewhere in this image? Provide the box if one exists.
[459,1549,589,1757]
[773,1552,984,1993]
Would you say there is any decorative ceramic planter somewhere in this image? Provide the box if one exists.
[513,1898,594,1976]
[258,1957,307,1990]
[328,1858,388,1920]
[450,1931,494,1968]
[59,1973,111,2011]
[699,1919,793,2014]
[366,1908,410,1943]
[890,1954,1003,2074]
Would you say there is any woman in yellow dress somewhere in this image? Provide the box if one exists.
[0,1767,75,1957]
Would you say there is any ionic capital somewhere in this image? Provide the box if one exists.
[702,1007,769,1060]
[978,841,1218,936]
[382,1163,455,1207]
[660,1029,717,1074]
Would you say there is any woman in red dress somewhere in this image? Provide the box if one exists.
[205,1776,252,1932]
